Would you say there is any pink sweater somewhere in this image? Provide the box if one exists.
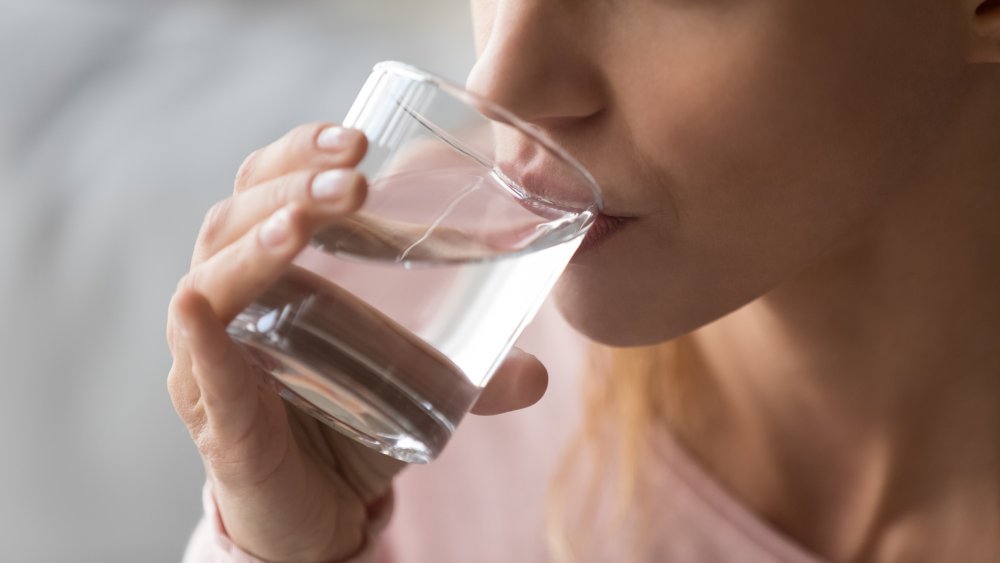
[182,301,829,563]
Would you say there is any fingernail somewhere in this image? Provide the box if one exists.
[316,126,358,151]
[259,208,291,248]
[311,169,354,201]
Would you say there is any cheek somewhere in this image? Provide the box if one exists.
[715,8,951,171]
[622,0,963,266]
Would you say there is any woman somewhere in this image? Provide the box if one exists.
[168,0,1000,561]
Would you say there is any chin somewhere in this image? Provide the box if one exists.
[551,276,688,347]
[551,262,751,348]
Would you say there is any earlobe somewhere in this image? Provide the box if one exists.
[970,0,1000,62]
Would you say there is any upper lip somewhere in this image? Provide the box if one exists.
[595,204,637,219]
[495,135,642,216]
[505,164,636,218]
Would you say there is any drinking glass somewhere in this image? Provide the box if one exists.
[227,61,602,463]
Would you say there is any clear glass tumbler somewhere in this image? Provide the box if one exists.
[227,61,602,463]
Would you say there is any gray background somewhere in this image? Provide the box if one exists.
[0,1,474,560]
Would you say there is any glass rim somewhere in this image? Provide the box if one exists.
[371,60,604,213]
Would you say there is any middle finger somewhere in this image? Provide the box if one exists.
[194,168,367,265]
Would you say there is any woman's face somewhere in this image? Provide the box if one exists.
[467,0,975,345]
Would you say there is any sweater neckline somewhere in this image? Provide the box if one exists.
[650,425,833,563]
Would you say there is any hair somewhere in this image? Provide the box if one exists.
[545,336,698,562]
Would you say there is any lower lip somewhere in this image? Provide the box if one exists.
[573,214,632,257]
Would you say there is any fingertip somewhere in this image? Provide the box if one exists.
[509,348,550,385]
[351,128,370,164]
[470,348,549,416]
[506,346,538,363]
[316,125,364,153]
[314,123,368,169]
[310,168,368,210]
[258,204,311,253]
[514,352,549,408]
[308,172,368,227]
[340,172,368,214]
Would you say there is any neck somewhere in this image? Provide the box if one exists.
[676,71,1000,562]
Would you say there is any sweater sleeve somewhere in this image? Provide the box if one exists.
[181,481,394,563]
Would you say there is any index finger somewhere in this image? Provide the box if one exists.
[234,123,368,192]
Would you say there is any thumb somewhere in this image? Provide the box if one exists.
[470,347,548,416]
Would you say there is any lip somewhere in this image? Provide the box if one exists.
[573,213,633,257]
[495,156,637,254]
[498,154,602,210]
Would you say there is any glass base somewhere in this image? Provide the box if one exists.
[230,328,448,464]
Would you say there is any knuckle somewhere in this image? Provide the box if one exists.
[195,432,227,467]
[266,171,312,211]
[166,365,188,402]
[229,245,257,279]
[167,283,189,323]
[174,271,202,302]
[185,404,209,441]
[233,149,261,192]
[198,197,234,249]
[167,366,204,428]
[175,272,193,294]
[167,278,198,346]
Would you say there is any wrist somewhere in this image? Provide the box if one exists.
[202,480,394,563]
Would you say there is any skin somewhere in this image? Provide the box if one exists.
[467,0,999,561]
[168,0,1000,561]
[167,125,548,561]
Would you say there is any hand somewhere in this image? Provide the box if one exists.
[166,123,549,562]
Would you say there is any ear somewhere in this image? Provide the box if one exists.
[970,0,1000,62]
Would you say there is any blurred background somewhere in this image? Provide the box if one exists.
[0,1,474,560]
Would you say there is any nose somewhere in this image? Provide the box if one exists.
[465,0,606,129]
